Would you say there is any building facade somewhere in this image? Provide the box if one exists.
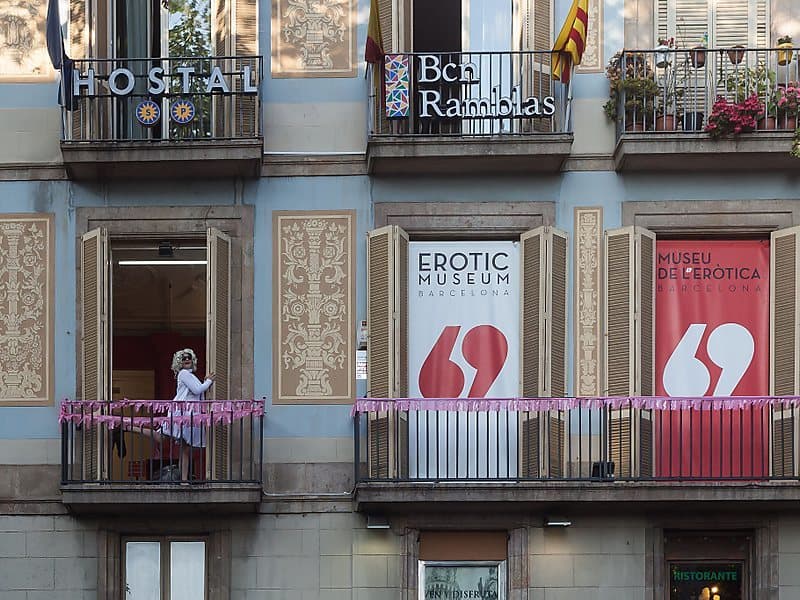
[2,0,800,598]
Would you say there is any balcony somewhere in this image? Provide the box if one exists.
[60,56,263,179]
[60,399,264,514]
[612,47,799,171]
[353,398,800,514]
[366,51,573,174]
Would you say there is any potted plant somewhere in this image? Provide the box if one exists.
[777,83,800,130]
[655,65,683,131]
[721,63,778,128]
[603,51,657,130]
[705,93,762,138]
[655,37,675,68]
[727,44,746,65]
[690,33,708,68]
[778,35,794,66]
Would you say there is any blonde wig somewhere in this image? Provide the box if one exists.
[171,348,198,375]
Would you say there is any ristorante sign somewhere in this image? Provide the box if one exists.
[383,54,556,119]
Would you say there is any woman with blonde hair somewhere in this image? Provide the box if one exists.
[123,348,214,481]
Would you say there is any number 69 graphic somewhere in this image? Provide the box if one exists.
[418,325,509,398]
[662,322,754,397]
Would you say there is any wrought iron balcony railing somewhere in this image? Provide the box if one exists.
[615,47,800,135]
[61,56,262,143]
[369,51,571,136]
[60,400,264,485]
[354,397,800,483]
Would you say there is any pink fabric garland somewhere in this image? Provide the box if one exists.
[59,399,264,428]
[350,396,800,416]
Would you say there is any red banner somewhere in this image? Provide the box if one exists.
[655,240,770,477]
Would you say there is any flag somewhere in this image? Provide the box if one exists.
[551,0,589,83]
[365,0,384,64]
[45,0,76,109]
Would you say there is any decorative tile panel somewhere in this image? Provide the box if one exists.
[384,54,410,118]
[574,207,602,396]
[274,211,355,404]
[576,0,602,73]
[0,214,53,405]
[0,0,54,81]
[271,0,356,78]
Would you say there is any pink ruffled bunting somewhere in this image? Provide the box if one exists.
[349,396,800,416]
[58,399,265,427]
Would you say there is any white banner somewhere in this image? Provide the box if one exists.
[408,241,520,478]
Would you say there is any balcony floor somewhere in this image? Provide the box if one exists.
[61,138,263,179]
[60,482,262,514]
[367,133,574,175]
[614,131,797,171]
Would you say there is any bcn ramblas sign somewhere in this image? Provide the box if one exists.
[384,53,556,119]
[72,64,258,97]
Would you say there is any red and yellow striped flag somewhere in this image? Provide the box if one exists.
[551,0,589,82]
[365,0,384,64]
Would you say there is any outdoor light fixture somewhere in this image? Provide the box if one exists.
[366,515,391,529]
[158,241,174,257]
[544,517,572,527]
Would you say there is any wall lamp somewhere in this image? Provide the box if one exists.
[366,515,391,529]
[544,516,572,527]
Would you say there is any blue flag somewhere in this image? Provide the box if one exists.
[45,0,76,110]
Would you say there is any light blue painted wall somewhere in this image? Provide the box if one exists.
[1,173,799,440]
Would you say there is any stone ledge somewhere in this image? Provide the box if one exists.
[355,480,800,513]
[61,138,263,179]
[614,131,797,171]
[60,482,262,514]
[367,134,574,174]
[262,153,367,177]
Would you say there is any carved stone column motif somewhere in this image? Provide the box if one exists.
[0,215,53,405]
[274,210,355,404]
[574,207,603,396]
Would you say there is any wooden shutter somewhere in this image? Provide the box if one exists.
[518,0,552,132]
[770,226,800,476]
[80,228,109,481]
[234,0,258,137]
[604,226,655,478]
[657,0,768,48]
[366,226,409,478]
[207,227,232,479]
[519,227,567,477]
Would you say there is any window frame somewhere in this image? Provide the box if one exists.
[122,535,209,600]
[418,559,508,600]
[75,205,254,403]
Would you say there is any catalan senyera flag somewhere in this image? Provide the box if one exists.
[551,0,589,83]
[366,0,384,64]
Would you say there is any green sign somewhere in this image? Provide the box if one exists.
[669,562,743,600]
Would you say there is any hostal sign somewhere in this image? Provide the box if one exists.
[384,54,556,119]
[72,64,258,97]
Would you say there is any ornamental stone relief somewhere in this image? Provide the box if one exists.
[271,0,355,77]
[574,208,602,396]
[0,0,52,80]
[576,0,602,73]
[0,215,53,405]
[274,211,355,403]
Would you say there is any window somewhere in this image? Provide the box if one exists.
[656,0,768,49]
[605,205,800,478]
[124,538,207,600]
[418,531,508,600]
[664,531,752,600]
[365,203,566,479]
[75,205,253,482]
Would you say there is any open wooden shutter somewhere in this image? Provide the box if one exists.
[366,226,408,478]
[207,227,232,479]
[518,0,553,132]
[80,227,109,481]
[519,227,567,477]
[604,226,655,478]
[770,226,800,476]
[234,0,259,137]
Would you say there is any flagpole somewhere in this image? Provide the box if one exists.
[564,62,574,131]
